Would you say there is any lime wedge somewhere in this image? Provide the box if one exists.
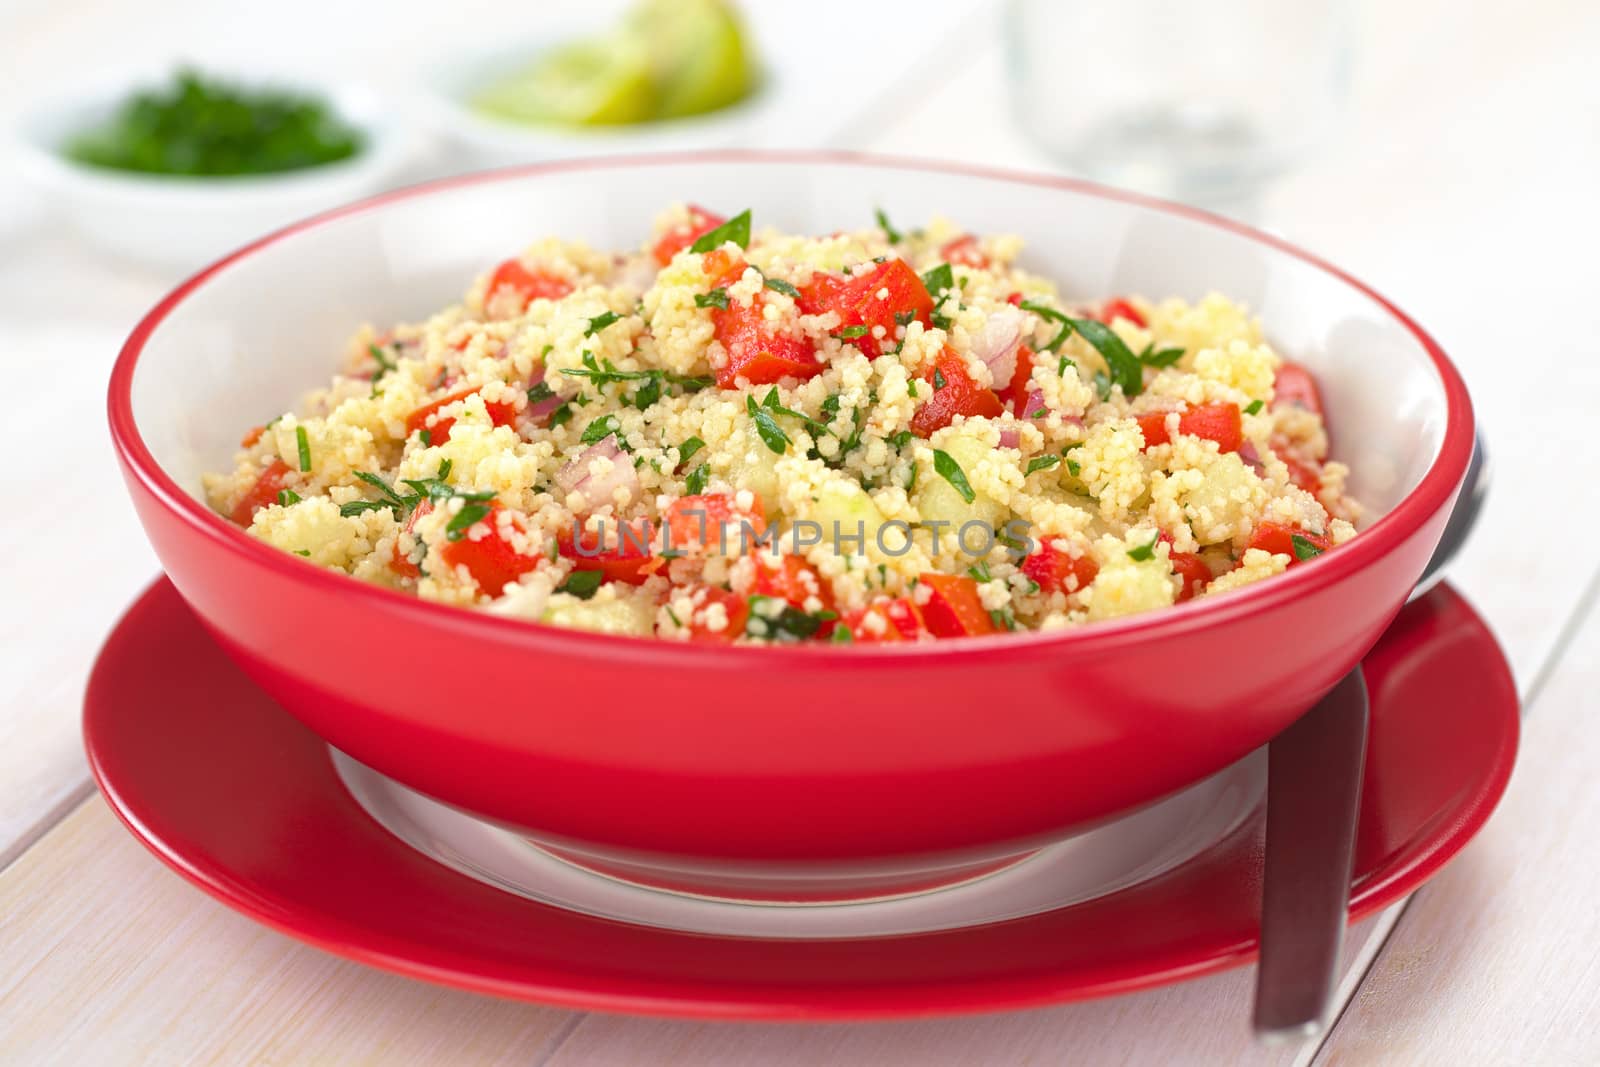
[627,0,757,119]
[471,39,656,127]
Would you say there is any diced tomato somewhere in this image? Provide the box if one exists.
[1273,444,1324,495]
[1272,362,1324,416]
[683,587,750,644]
[485,259,572,314]
[1095,298,1147,329]
[841,597,924,643]
[752,555,833,612]
[939,234,990,269]
[798,258,933,359]
[700,247,747,289]
[405,388,518,446]
[918,573,997,638]
[1021,540,1099,596]
[229,459,294,526]
[1002,343,1036,413]
[664,493,766,554]
[651,205,726,266]
[1169,551,1211,602]
[910,347,1005,437]
[557,518,662,585]
[389,500,432,579]
[1135,402,1242,453]
[240,424,267,448]
[434,503,542,595]
[712,297,823,388]
[1248,522,1333,564]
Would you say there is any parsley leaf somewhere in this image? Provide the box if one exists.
[1025,454,1060,475]
[932,449,976,503]
[585,311,620,336]
[888,430,912,449]
[526,381,556,404]
[579,415,621,444]
[689,209,751,253]
[1068,316,1145,397]
[294,425,312,471]
[875,208,902,244]
[445,503,492,541]
[836,324,869,340]
[339,500,392,517]
[276,488,300,506]
[677,436,706,466]
[1127,533,1160,561]
[695,288,730,310]
[763,276,800,298]
[1291,534,1326,561]
[557,569,604,599]
[1245,399,1265,415]
[921,263,954,295]
[1138,343,1186,368]
[746,394,790,454]
[745,596,837,641]
[367,342,396,378]
[685,464,709,494]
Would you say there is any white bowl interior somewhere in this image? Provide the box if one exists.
[129,159,1449,519]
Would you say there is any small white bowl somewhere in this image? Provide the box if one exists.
[415,39,774,169]
[12,77,417,273]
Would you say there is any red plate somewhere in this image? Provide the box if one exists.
[84,579,1516,1021]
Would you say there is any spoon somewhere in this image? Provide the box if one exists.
[1253,430,1488,1040]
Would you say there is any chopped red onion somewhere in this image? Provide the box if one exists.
[971,306,1026,388]
[556,436,638,510]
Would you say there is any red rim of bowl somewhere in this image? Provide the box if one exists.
[106,150,1476,666]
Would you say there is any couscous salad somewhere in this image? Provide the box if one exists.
[206,205,1359,643]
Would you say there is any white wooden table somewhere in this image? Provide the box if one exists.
[3,1,1599,1062]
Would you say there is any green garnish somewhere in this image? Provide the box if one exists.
[294,549,312,557]
[445,503,493,542]
[557,569,604,599]
[932,367,947,390]
[695,288,730,310]
[1127,533,1160,561]
[1025,455,1060,475]
[1065,455,1082,477]
[830,625,854,644]
[746,394,790,454]
[762,276,800,299]
[561,351,712,393]
[836,324,869,340]
[689,209,751,252]
[888,430,913,449]
[968,562,992,583]
[367,343,396,378]
[677,436,706,465]
[65,70,363,177]
[1058,355,1076,375]
[585,311,621,335]
[1291,534,1326,561]
[276,489,300,506]
[548,403,574,429]
[875,208,902,244]
[526,381,556,404]
[1021,300,1145,396]
[1138,343,1186,369]
[579,414,621,444]
[745,596,837,641]
[294,426,311,471]
[631,376,661,410]
[338,500,392,518]
[418,429,432,447]
[932,449,975,503]
[921,263,954,295]
[685,464,710,494]
[1244,399,1265,415]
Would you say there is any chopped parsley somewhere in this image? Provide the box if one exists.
[762,276,800,299]
[875,207,902,244]
[556,569,604,599]
[677,436,706,466]
[367,342,396,382]
[830,625,854,644]
[921,263,954,295]
[968,561,992,583]
[835,324,869,340]
[695,288,730,310]
[1244,399,1265,415]
[526,381,556,404]
[444,503,493,542]
[932,367,947,390]
[745,596,837,641]
[1291,534,1326,561]
[931,449,976,503]
[547,402,574,429]
[294,425,311,471]
[688,209,751,253]
[418,429,432,447]
[685,464,710,494]
[746,394,790,454]
[276,488,300,506]
[561,351,712,394]
[1025,454,1060,475]
[1021,300,1145,396]
[1138,343,1186,369]
[585,310,621,336]
[888,430,913,449]
[579,414,621,444]
[1127,533,1160,561]
[1065,455,1082,477]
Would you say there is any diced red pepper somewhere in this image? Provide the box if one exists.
[652,205,726,266]
[435,502,542,595]
[1169,551,1211,602]
[798,258,933,359]
[1135,402,1242,454]
[229,459,294,526]
[1021,540,1099,596]
[1272,444,1324,496]
[1272,361,1324,416]
[700,247,747,289]
[389,500,431,579]
[557,518,663,585]
[918,573,997,637]
[841,597,924,643]
[751,554,834,613]
[1006,291,1025,306]
[663,493,766,554]
[240,424,267,448]
[405,388,519,446]
[910,347,1005,437]
[939,234,990,269]
[683,586,750,644]
[1248,521,1333,564]
[1095,298,1147,329]
[712,296,823,388]
[485,259,573,314]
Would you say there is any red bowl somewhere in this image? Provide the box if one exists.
[107,152,1474,894]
